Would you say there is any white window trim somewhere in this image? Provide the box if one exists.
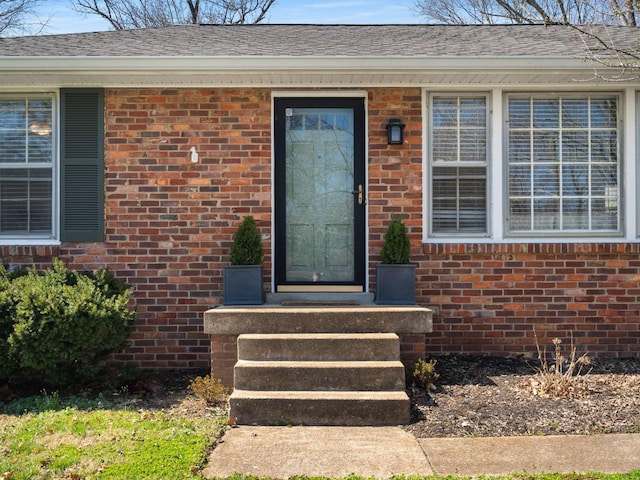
[425,91,492,239]
[423,87,637,243]
[0,91,59,246]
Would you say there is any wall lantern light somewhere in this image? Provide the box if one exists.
[386,118,405,145]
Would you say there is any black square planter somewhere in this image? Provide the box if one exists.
[223,265,264,305]
[375,264,416,305]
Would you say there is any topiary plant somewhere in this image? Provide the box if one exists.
[380,215,411,264]
[229,215,264,265]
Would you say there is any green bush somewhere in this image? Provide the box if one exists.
[380,215,411,264]
[229,215,264,265]
[0,260,135,385]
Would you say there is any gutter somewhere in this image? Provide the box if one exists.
[0,55,592,72]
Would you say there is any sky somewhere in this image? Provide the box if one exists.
[38,0,418,35]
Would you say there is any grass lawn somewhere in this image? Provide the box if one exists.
[0,390,227,479]
[1,391,638,480]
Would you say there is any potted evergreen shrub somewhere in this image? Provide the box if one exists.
[223,215,264,305]
[375,215,416,305]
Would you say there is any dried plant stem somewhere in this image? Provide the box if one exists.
[531,329,591,398]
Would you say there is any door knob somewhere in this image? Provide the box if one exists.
[351,184,364,205]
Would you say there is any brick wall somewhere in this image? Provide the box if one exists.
[103,88,273,369]
[420,243,640,358]
[1,86,637,381]
[367,88,423,267]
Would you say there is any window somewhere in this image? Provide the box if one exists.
[0,89,104,243]
[507,95,620,234]
[429,95,488,235]
[0,95,54,238]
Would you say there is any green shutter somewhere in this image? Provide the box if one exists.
[60,88,104,242]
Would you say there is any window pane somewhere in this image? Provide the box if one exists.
[509,165,531,196]
[562,164,589,196]
[533,198,560,230]
[591,131,617,163]
[432,166,486,233]
[305,114,318,130]
[433,98,457,127]
[289,114,303,130]
[507,95,619,234]
[533,131,559,162]
[0,94,54,237]
[533,165,559,197]
[0,130,26,163]
[591,164,618,195]
[30,199,52,232]
[0,168,52,234]
[562,131,589,162]
[591,199,618,229]
[591,99,617,128]
[0,100,26,129]
[29,132,53,163]
[432,130,458,162]
[533,99,559,128]
[509,199,531,231]
[508,131,531,163]
[320,114,334,130]
[431,96,487,235]
[509,98,531,128]
[1,200,27,232]
[562,99,588,128]
[432,198,458,231]
[460,98,486,127]
[459,129,486,162]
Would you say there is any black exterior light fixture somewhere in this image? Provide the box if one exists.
[386,118,405,145]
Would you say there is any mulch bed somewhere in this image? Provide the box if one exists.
[403,354,640,438]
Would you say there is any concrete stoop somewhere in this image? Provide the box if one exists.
[231,332,408,425]
[204,303,433,426]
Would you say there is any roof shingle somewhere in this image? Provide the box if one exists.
[1,24,638,58]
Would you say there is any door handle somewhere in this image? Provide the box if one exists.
[351,184,364,205]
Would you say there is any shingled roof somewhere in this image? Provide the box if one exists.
[1,23,638,58]
[1,24,639,87]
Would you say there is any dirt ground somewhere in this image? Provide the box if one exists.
[403,354,640,438]
[115,353,640,439]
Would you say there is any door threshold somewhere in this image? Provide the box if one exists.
[277,285,363,293]
[281,300,360,306]
[266,291,374,306]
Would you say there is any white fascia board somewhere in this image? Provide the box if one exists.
[0,55,595,72]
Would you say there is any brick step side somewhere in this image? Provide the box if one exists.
[234,359,406,391]
[237,333,400,361]
[229,390,410,426]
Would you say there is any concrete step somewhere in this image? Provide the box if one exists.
[234,360,406,391]
[216,306,429,426]
[229,390,410,426]
[237,333,400,361]
[204,305,432,335]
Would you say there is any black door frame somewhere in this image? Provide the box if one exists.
[273,96,366,290]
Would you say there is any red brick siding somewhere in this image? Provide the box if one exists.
[367,88,423,271]
[210,335,238,387]
[421,243,640,358]
[1,87,638,381]
[103,88,273,370]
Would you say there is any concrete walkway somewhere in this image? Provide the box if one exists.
[203,426,640,478]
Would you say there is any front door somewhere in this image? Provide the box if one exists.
[274,97,366,291]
